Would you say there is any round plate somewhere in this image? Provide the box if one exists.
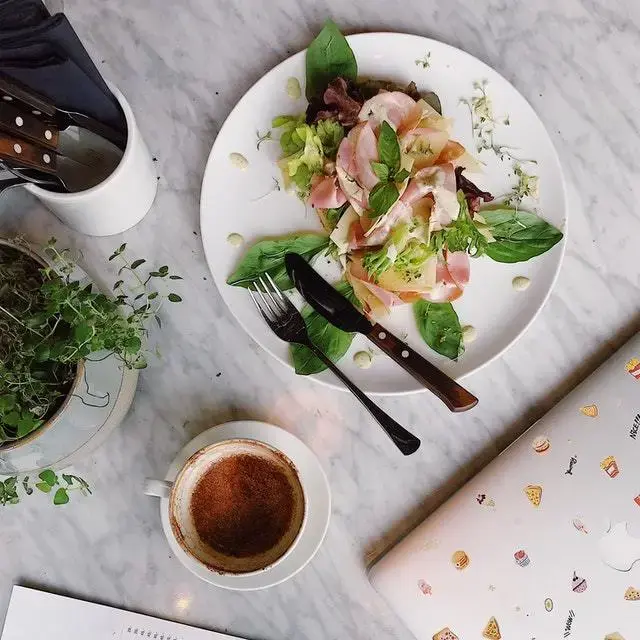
[158,421,331,591]
[200,33,567,394]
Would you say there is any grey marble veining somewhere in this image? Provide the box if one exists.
[1,1,640,639]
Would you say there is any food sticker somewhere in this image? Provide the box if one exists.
[572,518,588,534]
[600,456,620,478]
[532,436,551,454]
[604,633,626,640]
[451,550,470,570]
[571,571,587,593]
[418,579,432,595]
[476,493,496,507]
[624,586,640,601]
[625,358,640,380]
[524,484,542,507]
[432,628,459,640]
[544,597,553,612]
[482,616,501,640]
[629,414,639,440]
[634,495,640,507]
[565,455,578,475]
[514,549,530,566]
[564,609,576,636]
[579,404,598,417]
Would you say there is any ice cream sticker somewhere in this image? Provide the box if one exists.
[601,455,620,478]
[580,404,598,417]
[482,616,501,640]
[625,358,640,380]
[571,571,587,593]
[418,579,432,595]
[565,455,578,475]
[532,436,550,454]
[524,484,542,507]
[432,628,459,640]
[451,550,470,570]
[573,518,588,534]
[624,586,640,601]
[514,549,530,566]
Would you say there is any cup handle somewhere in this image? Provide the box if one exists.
[144,478,172,499]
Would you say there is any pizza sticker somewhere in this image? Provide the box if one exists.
[579,404,598,417]
[432,628,459,640]
[524,484,542,507]
[482,616,501,640]
[624,586,640,601]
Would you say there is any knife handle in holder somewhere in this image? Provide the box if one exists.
[0,101,59,150]
[367,323,478,412]
[0,134,58,174]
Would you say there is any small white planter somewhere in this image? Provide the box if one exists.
[0,240,138,474]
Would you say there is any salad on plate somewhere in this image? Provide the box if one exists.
[227,21,563,374]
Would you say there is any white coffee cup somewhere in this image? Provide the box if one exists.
[25,83,158,237]
[145,438,307,576]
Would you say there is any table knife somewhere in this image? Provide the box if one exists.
[285,252,478,412]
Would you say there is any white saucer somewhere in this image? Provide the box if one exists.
[158,421,331,590]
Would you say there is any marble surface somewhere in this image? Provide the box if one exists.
[1,1,639,638]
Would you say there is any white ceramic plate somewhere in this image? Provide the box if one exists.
[158,421,331,591]
[201,33,567,395]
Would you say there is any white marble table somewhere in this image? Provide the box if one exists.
[1,1,639,638]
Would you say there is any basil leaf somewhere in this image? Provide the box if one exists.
[394,168,411,183]
[227,234,329,290]
[482,208,563,263]
[413,300,463,360]
[368,182,399,218]
[291,282,360,374]
[370,161,389,182]
[378,121,401,174]
[305,20,357,99]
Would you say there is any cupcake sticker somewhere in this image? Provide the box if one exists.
[532,436,551,454]
[514,549,530,567]
[601,455,620,478]
[451,550,470,570]
[571,571,587,593]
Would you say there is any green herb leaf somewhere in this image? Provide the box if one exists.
[124,336,142,354]
[53,488,69,505]
[36,482,51,493]
[130,259,146,269]
[74,323,93,343]
[168,293,182,303]
[377,121,401,174]
[394,168,411,183]
[413,300,463,360]
[39,469,57,487]
[227,234,329,290]
[290,281,361,374]
[368,182,399,218]
[482,208,563,263]
[305,20,357,99]
[169,275,183,280]
[370,161,390,182]
[112,280,124,290]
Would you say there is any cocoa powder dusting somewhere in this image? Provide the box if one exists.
[190,454,296,558]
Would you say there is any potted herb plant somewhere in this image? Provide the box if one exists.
[0,238,181,471]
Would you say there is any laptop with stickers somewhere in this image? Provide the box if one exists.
[369,334,640,640]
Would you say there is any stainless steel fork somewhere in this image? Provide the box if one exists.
[250,274,421,456]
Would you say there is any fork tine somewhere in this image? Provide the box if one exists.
[264,272,286,303]
[255,278,281,317]
[249,286,276,323]
[259,275,287,313]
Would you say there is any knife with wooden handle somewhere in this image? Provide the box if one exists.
[285,252,478,412]
[0,133,58,174]
[0,101,59,150]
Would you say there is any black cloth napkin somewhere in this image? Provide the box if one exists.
[0,12,125,133]
[0,0,49,30]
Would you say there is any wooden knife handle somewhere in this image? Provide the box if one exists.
[0,134,57,174]
[0,102,59,150]
[367,323,478,412]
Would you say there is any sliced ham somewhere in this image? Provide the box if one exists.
[444,251,470,288]
[422,251,470,302]
[354,122,379,190]
[358,91,417,131]
[363,199,412,246]
[336,125,368,214]
[308,175,346,209]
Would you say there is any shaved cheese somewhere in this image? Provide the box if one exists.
[329,206,359,255]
